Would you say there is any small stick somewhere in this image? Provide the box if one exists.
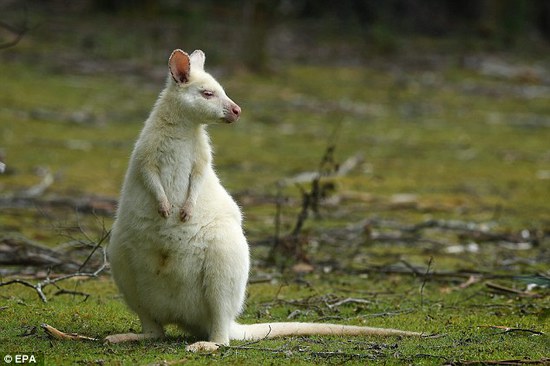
[478,325,544,335]
[485,282,542,298]
[41,323,98,341]
[420,257,434,308]
[326,297,371,309]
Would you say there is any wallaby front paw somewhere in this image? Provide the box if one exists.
[158,200,171,218]
[180,201,193,222]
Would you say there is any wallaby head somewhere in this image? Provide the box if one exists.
[168,49,241,124]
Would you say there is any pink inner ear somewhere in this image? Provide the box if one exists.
[169,50,191,84]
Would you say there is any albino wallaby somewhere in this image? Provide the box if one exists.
[106,49,422,353]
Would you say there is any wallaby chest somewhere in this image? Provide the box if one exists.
[151,136,200,197]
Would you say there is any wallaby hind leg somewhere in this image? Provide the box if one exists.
[185,230,248,353]
[185,312,230,352]
[105,314,165,344]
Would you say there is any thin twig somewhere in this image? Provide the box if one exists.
[273,183,284,247]
[0,279,48,302]
[326,297,371,310]
[0,22,28,49]
[222,345,286,353]
[478,325,545,335]
[77,229,111,272]
[53,288,91,301]
[446,357,550,365]
[420,257,433,308]
[0,3,29,50]
[358,308,415,319]
[399,259,423,276]
[223,343,376,359]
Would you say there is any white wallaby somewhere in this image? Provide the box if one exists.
[106,49,422,352]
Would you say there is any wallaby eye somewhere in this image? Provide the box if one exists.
[201,90,215,99]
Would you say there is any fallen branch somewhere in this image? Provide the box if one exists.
[446,358,550,365]
[400,219,534,245]
[485,282,542,298]
[0,230,110,302]
[359,265,514,280]
[0,235,81,272]
[0,194,117,216]
[482,325,545,336]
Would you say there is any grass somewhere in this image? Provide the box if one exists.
[0,14,549,364]
[0,274,548,365]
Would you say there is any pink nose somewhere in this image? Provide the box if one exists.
[232,104,241,117]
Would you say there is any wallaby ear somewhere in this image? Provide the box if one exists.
[169,49,191,84]
[189,50,206,71]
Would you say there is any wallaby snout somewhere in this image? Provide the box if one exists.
[224,102,241,123]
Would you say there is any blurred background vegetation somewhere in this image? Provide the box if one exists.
[2,0,550,70]
[92,0,550,71]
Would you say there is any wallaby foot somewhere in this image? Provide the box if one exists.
[105,332,163,344]
[185,341,220,353]
[106,319,164,344]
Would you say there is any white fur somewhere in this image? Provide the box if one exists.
[106,49,422,352]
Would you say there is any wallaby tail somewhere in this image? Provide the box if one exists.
[230,322,422,341]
